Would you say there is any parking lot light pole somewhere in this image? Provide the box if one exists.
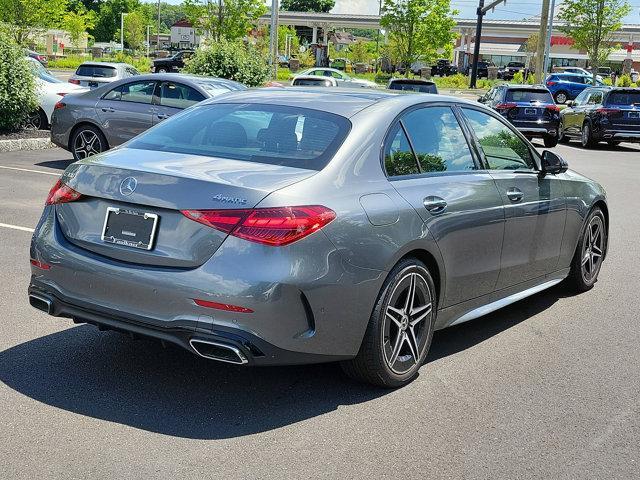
[469,0,507,88]
[269,0,279,79]
[120,13,128,52]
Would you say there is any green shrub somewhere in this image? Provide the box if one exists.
[48,53,151,73]
[0,33,38,132]
[276,67,292,81]
[616,74,632,87]
[603,77,613,86]
[374,72,392,84]
[184,39,270,87]
[512,71,524,84]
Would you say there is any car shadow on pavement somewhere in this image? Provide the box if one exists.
[0,284,572,440]
[35,159,75,170]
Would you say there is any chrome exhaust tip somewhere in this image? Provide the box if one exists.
[29,294,53,314]
[189,339,248,365]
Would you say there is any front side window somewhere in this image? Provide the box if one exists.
[128,103,351,171]
[401,107,476,173]
[158,82,205,109]
[462,108,535,171]
[573,90,589,105]
[587,91,603,104]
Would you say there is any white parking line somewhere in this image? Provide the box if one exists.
[0,165,59,176]
[0,223,35,233]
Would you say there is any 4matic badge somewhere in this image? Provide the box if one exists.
[212,193,247,205]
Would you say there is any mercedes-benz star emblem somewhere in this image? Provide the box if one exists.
[119,177,137,196]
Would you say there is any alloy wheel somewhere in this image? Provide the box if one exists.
[25,111,42,130]
[581,215,605,283]
[74,130,103,159]
[556,92,567,104]
[581,124,590,147]
[382,271,433,374]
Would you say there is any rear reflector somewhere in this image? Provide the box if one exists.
[181,205,336,246]
[54,101,66,110]
[30,259,51,270]
[193,299,253,314]
[46,179,82,205]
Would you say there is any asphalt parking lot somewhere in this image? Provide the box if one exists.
[1,141,639,479]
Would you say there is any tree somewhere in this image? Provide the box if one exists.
[184,0,266,42]
[281,0,335,12]
[381,0,457,77]
[348,40,371,64]
[558,0,631,83]
[139,1,188,34]
[0,32,38,131]
[278,25,300,56]
[93,0,141,42]
[63,2,97,49]
[122,9,145,50]
[0,0,69,45]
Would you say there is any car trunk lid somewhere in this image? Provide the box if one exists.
[55,148,317,267]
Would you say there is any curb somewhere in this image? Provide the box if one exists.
[0,137,55,153]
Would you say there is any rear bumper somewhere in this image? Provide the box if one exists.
[600,130,640,143]
[511,122,558,138]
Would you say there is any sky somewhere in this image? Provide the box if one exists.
[153,1,640,24]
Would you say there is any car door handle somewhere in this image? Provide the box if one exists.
[101,107,115,113]
[506,187,524,202]
[423,196,447,213]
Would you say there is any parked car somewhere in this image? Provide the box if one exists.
[151,50,195,73]
[51,73,246,160]
[499,61,525,80]
[387,78,438,94]
[430,59,458,77]
[25,57,87,130]
[26,49,48,67]
[291,76,338,87]
[556,67,603,82]
[69,62,139,89]
[467,61,495,78]
[294,68,378,88]
[545,73,605,104]
[478,84,560,147]
[559,86,640,147]
[31,89,608,388]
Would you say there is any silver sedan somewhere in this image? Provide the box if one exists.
[30,89,608,388]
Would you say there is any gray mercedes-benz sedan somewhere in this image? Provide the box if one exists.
[30,89,608,387]
[50,73,246,161]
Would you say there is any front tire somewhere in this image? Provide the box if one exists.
[555,91,568,104]
[341,258,437,388]
[581,123,595,148]
[157,67,168,73]
[25,108,48,130]
[71,125,107,161]
[566,207,606,292]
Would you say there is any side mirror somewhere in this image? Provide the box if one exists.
[477,96,485,103]
[541,150,568,175]
[565,100,574,107]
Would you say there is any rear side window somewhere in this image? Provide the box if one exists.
[606,91,640,106]
[128,104,351,170]
[505,89,553,103]
[384,125,420,176]
[159,82,205,109]
[76,65,117,78]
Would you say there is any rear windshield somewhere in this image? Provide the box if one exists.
[75,65,117,78]
[606,91,640,106]
[388,82,437,93]
[293,78,333,86]
[507,62,524,67]
[505,89,553,103]
[128,103,351,170]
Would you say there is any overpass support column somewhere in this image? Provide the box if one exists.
[312,26,317,44]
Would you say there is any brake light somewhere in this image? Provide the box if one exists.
[45,179,82,205]
[496,103,517,110]
[545,105,560,112]
[54,101,66,110]
[181,205,336,246]
[193,299,253,313]
[68,79,80,85]
[547,81,557,86]
[30,259,51,270]
[596,107,621,116]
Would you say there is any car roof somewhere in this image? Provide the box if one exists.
[503,84,549,90]
[200,87,474,117]
[130,73,245,88]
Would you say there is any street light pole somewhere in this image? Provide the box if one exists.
[542,0,557,83]
[120,13,128,52]
[157,0,162,52]
[146,25,151,58]
[469,0,485,89]
[269,0,279,79]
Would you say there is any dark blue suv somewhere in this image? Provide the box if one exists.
[559,87,640,148]
[546,73,606,104]
[478,84,560,147]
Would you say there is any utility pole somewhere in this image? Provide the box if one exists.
[542,0,557,83]
[536,0,551,83]
[269,0,279,79]
[470,0,506,88]
[120,12,127,52]
[157,0,161,52]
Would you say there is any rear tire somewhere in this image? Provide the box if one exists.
[71,124,108,161]
[543,134,558,148]
[340,258,437,388]
[581,123,595,148]
[25,108,48,130]
[157,67,168,73]
[555,91,569,104]
[566,207,606,293]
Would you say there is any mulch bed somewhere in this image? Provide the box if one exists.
[0,129,49,140]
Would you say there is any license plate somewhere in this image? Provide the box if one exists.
[88,81,98,88]
[101,207,158,250]
[629,111,639,118]
[525,108,538,115]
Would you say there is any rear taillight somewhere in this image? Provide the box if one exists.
[546,81,556,86]
[54,101,65,110]
[496,103,517,109]
[545,105,560,112]
[596,107,621,117]
[30,259,51,270]
[68,79,80,85]
[181,205,336,246]
[45,179,82,205]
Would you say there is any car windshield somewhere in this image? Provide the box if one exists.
[27,58,63,83]
[128,103,351,170]
[606,91,640,106]
[505,89,553,103]
[75,65,117,78]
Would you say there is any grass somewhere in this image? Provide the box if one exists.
[48,53,151,73]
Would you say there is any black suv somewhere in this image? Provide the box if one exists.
[479,84,560,147]
[467,61,495,78]
[151,50,195,73]
[559,87,640,148]
[430,59,458,77]
[500,61,525,80]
